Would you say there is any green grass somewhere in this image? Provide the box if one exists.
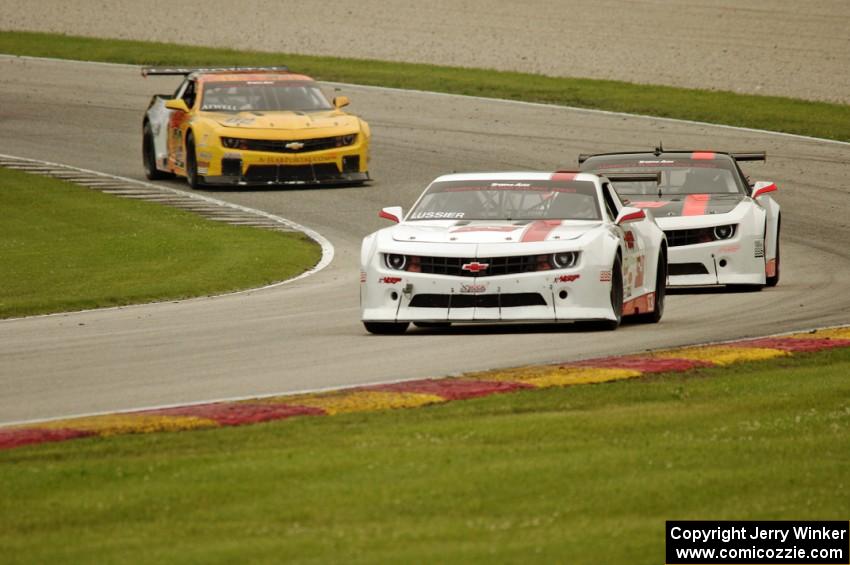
[0,167,320,318]
[2,348,848,563]
[1,31,849,142]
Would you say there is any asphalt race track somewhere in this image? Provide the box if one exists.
[1,56,849,424]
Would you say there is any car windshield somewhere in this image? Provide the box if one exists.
[200,81,333,112]
[408,179,602,221]
[586,157,745,195]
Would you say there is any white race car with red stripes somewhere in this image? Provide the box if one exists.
[579,149,780,289]
[359,171,667,334]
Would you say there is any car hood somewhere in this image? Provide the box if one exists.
[207,110,359,132]
[622,193,744,218]
[391,220,600,244]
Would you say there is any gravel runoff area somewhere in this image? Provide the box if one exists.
[1,0,848,104]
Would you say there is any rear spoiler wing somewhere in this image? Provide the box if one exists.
[141,66,290,77]
[604,172,662,184]
[730,152,766,162]
[578,151,766,164]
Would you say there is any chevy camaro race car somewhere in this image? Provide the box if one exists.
[360,171,668,334]
[579,149,780,289]
[141,66,370,188]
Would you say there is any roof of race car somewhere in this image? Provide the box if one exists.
[431,171,600,183]
[195,72,314,83]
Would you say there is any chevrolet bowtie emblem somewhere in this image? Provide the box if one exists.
[462,262,489,273]
[285,141,305,150]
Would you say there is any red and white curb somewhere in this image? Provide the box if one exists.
[2,325,848,451]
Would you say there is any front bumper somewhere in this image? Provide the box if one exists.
[361,265,615,324]
[196,137,369,186]
[667,236,766,286]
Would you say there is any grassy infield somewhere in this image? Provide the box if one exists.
[0,167,319,318]
[1,31,848,563]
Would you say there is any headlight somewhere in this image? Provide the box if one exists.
[551,252,579,269]
[221,137,247,149]
[335,134,357,147]
[713,225,736,240]
[385,253,407,270]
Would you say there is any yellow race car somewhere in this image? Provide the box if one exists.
[141,66,370,188]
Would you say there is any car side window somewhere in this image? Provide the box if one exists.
[173,78,188,100]
[601,183,619,221]
[181,80,197,109]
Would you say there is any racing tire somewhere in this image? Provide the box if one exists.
[185,132,205,190]
[579,254,623,331]
[364,322,409,335]
[766,216,781,287]
[142,122,173,180]
[634,247,666,324]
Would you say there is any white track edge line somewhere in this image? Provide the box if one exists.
[0,153,334,322]
[3,54,848,148]
[3,322,848,429]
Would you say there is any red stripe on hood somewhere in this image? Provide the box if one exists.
[521,220,561,242]
[682,194,711,216]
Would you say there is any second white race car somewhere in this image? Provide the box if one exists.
[580,149,780,290]
[360,171,668,334]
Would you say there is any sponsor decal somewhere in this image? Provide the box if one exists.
[460,283,487,294]
[202,104,239,111]
[360,271,367,283]
[633,255,645,288]
[379,276,402,284]
[461,262,489,273]
[224,116,256,126]
[624,230,636,249]
[410,211,466,219]
[766,259,777,277]
[754,239,765,258]
[622,292,655,315]
[720,244,741,253]
[257,155,337,164]
[628,201,671,208]
[556,274,581,283]
[491,182,530,187]
[599,270,612,282]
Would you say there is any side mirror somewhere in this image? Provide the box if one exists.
[165,99,190,113]
[379,206,403,223]
[751,181,777,199]
[615,206,646,225]
[333,96,350,109]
